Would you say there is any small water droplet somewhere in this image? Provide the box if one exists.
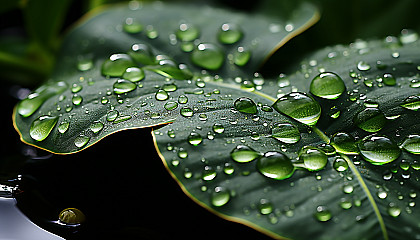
[358,135,401,165]
[258,199,273,215]
[357,61,371,71]
[314,206,331,222]
[74,135,90,148]
[310,72,346,99]
[353,107,386,132]
[382,73,396,86]
[72,94,83,105]
[59,208,86,225]
[164,101,178,111]
[333,157,348,172]
[400,29,418,44]
[388,204,401,217]
[272,92,321,126]
[256,151,294,180]
[377,189,388,199]
[155,89,169,101]
[271,122,300,144]
[113,79,137,94]
[90,121,104,133]
[401,95,420,111]
[123,17,143,33]
[29,115,59,141]
[401,135,420,154]
[123,67,145,82]
[188,132,203,146]
[106,110,119,122]
[191,43,224,70]
[58,121,70,134]
[101,53,135,77]
[128,43,155,65]
[176,23,199,41]
[71,84,83,93]
[146,25,159,39]
[218,23,243,44]
[331,132,358,154]
[212,123,225,134]
[202,166,216,181]
[298,146,328,171]
[180,107,194,117]
[230,145,261,163]
[233,46,251,66]
[234,97,257,114]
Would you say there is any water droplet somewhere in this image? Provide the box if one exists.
[234,97,257,114]
[388,204,401,217]
[233,46,251,66]
[58,208,86,225]
[218,23,243,44]
[298,146,327,171]
[377,189,388,199]
[271,122,300,144]
[178,95,188,104]
[340,198,352,209]
[128,43,155,65]
[272,92,321,126]
[180,107,194,117]
[401,135,420,154]
[333,157,348,172]
[400,29,418,44]
[178,148,188,159]
[71,84,83,93]
[123,67,145,82]
[357,61,371,71]
[29,115,59,141]
[90,121,104,133]
[223,163,234,175]
[146,25,159,39]
[74,135,90,148]
[258,199,273,215]
[202,166,216,181]
[358,135,401,165]
[330,132,358,154]
[212,123,225,134]
[155,89,169,101]
[188,132,203,146]
[101,54,135,77]
[353,108,386,132]
[314,206,331,222]
[343,184,354,194]
[72,94,83,105]
[211,187,230,207]
[401,95,420,111]
[230,145,261,163]
[113,79,137,94]
[58,121,69,134]
[382,73,396,86]
[191,43,224,70]
[310,72,346,99]
[106,110,119,122]
[123,18,143,34]
[176,23,199,41]
[164,101,178,111]
[256,151,294,180]
[77,56,93,71]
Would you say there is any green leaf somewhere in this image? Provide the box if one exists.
[13,1,319,154]
[154,36,420,239]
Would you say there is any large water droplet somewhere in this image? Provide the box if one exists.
[176,23,199,41]
[401,95,420,111]
[191,43,224,70]
[123,67,145,82]
[401,135,420,154]
[272,92,321,126]
[310,72,346,99]
[211,187,230,207]
[358,135,401,165]
[382,73,396,86]
[298,146,328,171]
[113,79,137,94]
[218,23,243,44]
[333,157,348,172]
[256,151,294,180]
[155,89,169,101]
[101,54,136,77]
[234,97,257,114]
[128,43,156,65]
[29,115,59,141]
[271,122,300,144]
[387,204,401,217]
[353,108,386,132]
[230,145,261,163]
[330,132,358,154]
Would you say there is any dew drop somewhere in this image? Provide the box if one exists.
[256,151,294,180]
[176,23,199,41]
[101,53,136,77]
[212,123,225,134]
[271,122,300,144]
[310,72,346,99]
[272,92,321,126]
[155,89,169,101]
[387,204,401,217]
[377,189,388,199]
[113,79,137,94]
[146,25,159,39]
[230,145,261,163]
[188,132,203,146]
[202,166,216,181]
[74,135,90,148]
[164,101,178,111]
[71,84,83,93]
[178,95,188,104]
[382,73,396,86]
[314,206,331,222]
[72,94,83,105]
[401,95,420,111]
[90,121,104,133]
[218,23,243,44]
[298,146,328,171]
[234,97,257,114]
[106,110,119,122]
[233,46,251,66]
[122,67,145,82]
[59,208,86,225]
[211,187,230,207]
[353,107,386,132]
[258,199,273,215]
[358,135,401,165]
[333,157,348,172]
[357,61,371,71]
[180,107,194,117]
[401,135,420,154]
[58,121,69,134]
[29,115,59,141]
[191,43,224,70]
[123,18,143,34]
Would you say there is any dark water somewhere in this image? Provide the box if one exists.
[1,85,271,240]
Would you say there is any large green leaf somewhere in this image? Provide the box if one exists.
[154,35,420,239]
[13,1,319,154]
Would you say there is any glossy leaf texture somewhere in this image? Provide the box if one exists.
[154,35,420,239]
[13,1,319,154]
